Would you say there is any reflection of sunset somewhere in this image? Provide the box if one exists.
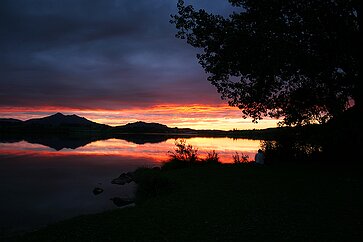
[0,104,279,130]
[0,138,261,163]
[169,137,261,162]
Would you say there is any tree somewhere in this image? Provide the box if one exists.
[171,0,360,126]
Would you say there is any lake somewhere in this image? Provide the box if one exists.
[0,136,261,234]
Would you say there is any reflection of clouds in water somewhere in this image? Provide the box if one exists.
[0,137,261,163]
[0,141,53,152]
[0,153,143,233]
[184,137,260,151]
[168,138,261,162]
[0,137,262,232]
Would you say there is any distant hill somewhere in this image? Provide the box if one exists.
[114,121,201,134]
[1,114,224,135]
[0,118,23,124]
[25,113,103,127]
[0,118,24,128]
[1,113,190,134]
[0,113,288,138]
[0,118,23,123]
[0,112,294,138]
[0,113,109,131]
[115,121,172,133]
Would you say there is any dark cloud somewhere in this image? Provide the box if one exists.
[0,0,234,109]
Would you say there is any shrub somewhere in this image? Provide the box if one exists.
[232,152,249,164]
[204,150,220,164]
[167,139,198,162]
[163,139,221,170]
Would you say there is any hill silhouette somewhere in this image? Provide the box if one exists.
[24,113,105,127]
[0,113,197,149]
[0,110,360,161]
[115,121,173,133]
[0,118,22,123]
[0,118,23,126]
[0,113,179,132]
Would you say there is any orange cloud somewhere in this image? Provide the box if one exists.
[0,104,280,130]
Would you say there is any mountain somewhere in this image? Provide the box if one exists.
[0,118,23,124]
[0,113,109,132]
[0,113,200,134]
[0,118,23,123]
[0,118,24,128]
[115,121,172,133]
[25,113,106,128]
[1,113,181,133]
[1,113,202,135]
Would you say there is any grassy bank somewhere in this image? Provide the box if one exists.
[14,163,363,241]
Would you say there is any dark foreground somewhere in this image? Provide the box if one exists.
[11,163,363,241]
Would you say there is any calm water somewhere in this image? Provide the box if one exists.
[0,137,261,233]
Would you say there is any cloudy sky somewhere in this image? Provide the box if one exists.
[0,0,279,130]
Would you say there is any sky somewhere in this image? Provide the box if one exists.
[0,0,279,130]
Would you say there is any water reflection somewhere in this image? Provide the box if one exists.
[0,137,261,163]
[0,133,172,150]
[0,153,140,234]
[0,136,261,234]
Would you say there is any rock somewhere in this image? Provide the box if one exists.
[110,197,134,207]
[93,187,104,195]
[111,172,133,185]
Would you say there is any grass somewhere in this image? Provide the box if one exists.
[13,163,363,241]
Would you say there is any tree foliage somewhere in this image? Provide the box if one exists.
[171,0,360,125]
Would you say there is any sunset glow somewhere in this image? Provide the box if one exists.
[0,0,280,131]
[0,104,279,130]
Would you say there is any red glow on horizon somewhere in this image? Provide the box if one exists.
[0,104,279,130]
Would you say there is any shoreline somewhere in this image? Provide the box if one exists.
[11,162,363,241]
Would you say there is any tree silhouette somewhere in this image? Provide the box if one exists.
[171,0,360,125]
